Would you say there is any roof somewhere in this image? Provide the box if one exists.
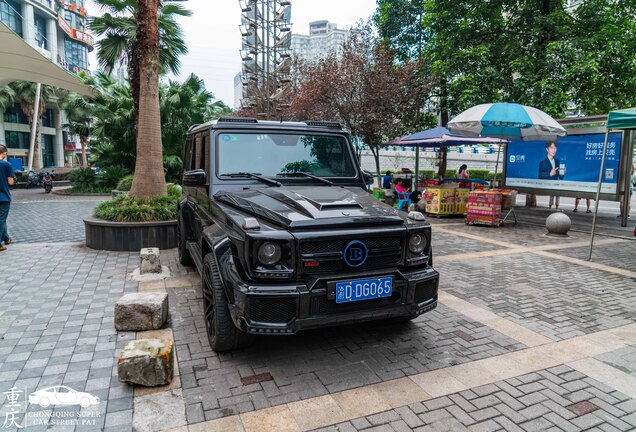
[189,118,349,134]
[607,108,636,130]
[0,22,94,97]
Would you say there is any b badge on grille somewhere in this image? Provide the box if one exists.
[343,240,368,268]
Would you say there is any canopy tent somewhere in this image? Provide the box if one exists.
[0,22,94,96]
[589,107,636,260]
[385,127,506,192]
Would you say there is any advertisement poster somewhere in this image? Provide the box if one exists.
[504,132,622,194]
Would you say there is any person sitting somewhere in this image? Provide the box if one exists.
[395,178,409,193]
[457,164,470,179]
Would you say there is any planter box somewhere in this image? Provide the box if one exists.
[84,217,177,251]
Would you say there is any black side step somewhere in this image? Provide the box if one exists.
[186,241,203,274]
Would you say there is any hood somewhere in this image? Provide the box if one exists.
[214,186,405,230]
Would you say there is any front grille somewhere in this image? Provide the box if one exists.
[311,291,402,315]
[248,297,296,324]
[300,235,403,274]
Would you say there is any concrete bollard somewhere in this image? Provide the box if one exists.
[115,292,169,331]
[118,339,174,386]
[546,212,571,235]
[140,248,161,274]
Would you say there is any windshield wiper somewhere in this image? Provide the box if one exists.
[220,172,281,187]
[276,171,333,186]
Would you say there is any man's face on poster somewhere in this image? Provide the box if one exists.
[547,142,557,158]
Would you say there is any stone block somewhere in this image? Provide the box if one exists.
[118,339,174,387]
[140,248,161,274]
[115,293,168,331]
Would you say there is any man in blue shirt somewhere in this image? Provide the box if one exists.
[0,144,15,251]
[382,170,393,189]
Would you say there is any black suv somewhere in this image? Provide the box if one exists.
[178,117,439,351]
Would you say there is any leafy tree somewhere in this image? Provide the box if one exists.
[0,82,59,170]
[89,0,191,122]
[284,24,435,187]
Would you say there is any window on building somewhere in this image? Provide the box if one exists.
[0,0,23,36]
[64,36,88,69]
[42,134,56,167]
[5,131,30,149]
[3,104,28,124]
[42,108,55,128]
[34,15,48,49]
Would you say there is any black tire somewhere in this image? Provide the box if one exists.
[177,213,194,266]
[45,185,52,193]
[202,253,254,352]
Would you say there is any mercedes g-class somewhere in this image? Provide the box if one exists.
[178,117,439,351]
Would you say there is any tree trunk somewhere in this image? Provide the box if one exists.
[80,137,88,168]
[370,146,382,188]
[129,0,166,199]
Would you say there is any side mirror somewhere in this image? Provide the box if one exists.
[183,169,206,186]
[362,171,374,185]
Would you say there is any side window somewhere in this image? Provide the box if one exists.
[183,138,194,171]
[202,134,210,175]
[194,134,202,170]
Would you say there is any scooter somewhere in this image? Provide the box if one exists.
[41,172,54,193]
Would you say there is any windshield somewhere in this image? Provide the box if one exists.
[217,133,357,178]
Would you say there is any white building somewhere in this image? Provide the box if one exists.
[291,20,349,62]
[0,0,93,169]
[233,72,243,110]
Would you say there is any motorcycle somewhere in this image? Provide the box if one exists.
[41,172,54,193]
[25,170,55,193]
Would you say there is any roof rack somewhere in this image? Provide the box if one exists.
[218,117,258,123]
[304,120,342,129]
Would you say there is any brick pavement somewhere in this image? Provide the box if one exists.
[309,365,636,432]
[0,244,138,431]
[2,191,636,432]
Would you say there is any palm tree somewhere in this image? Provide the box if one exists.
[128,0,166,198]
[89,0,191,120]
[0,82,58,170]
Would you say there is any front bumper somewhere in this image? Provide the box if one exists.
[225,266,439,335]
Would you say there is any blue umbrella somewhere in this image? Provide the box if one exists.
[447,103,566,141]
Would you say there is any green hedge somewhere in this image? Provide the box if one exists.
[116,175,134,191]
[94,185,181,222]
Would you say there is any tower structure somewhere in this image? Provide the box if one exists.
[239,0,292,119]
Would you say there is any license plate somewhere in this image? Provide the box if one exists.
[335,277,393,303]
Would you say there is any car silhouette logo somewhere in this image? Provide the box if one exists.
[343,240,368,268]
[28,386,100,408]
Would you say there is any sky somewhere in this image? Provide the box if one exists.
[87,0,378,106]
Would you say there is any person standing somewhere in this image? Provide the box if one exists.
[457,164,470,179]
[0,145,15,251]
[573,198,591,213]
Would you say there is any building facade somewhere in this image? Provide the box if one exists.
[0,0,93,169]
[291,20,349,62]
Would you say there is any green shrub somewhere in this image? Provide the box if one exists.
[487,172,503,180]
[467,169,490,180]
[67,168,97,188]
[116,175,134,191]
[94,184,181,222]
[419,170,436,179]
[96,166,130,190]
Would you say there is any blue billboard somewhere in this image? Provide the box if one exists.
[505,132,622,194]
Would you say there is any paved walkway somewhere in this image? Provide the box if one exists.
[0,191,635,432]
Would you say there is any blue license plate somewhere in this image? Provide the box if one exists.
[335,277,393,303]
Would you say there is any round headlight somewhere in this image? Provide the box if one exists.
[257,242,282,266]
[408,233,427,254]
